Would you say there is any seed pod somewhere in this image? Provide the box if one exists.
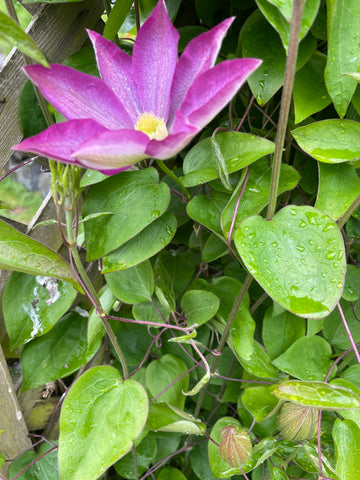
[277,403,319,441]
[219,425,252,467]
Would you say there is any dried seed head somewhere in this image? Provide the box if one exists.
[219,425,252,467]
[277,403,319,441]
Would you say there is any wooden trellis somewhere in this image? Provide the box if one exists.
[0,1,104,476]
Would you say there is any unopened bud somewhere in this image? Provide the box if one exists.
[277,403,318,441]
[219,425,252,467]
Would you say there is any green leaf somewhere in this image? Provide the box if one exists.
[21,310,101,391]
[0,11,48,66]
[59,367,148,480]
[333,419,360,480]
[103,0,134,40]
[242,385,280,422]
[181,290,220,327]
[342,265,360,301]
[262,303,306,360]
[0,219,81,291]
[146,401,206,434]
[230,306,255,362]
[114,435,157,479]
[323,300,360,350]
[325,0,360,117]
[105,260,154,304]
[187,189,229,237]
[18,81,47,138]
[145,354,189,409]
[293,51,331,124]
[102,212,177,273]
[256,0,320,52]
[3,272,77,349]
[202,233,228,262]
[132,299,168,326]
[234,205,346,319]
[83,168,170,260]
[331,378,360,429]
[221,160,300,239]
[272,336,333,381]
[211,135,232,191]
[9,444,58,480]
[235,341,278,378]
[241,9,316,104]
[272,380,360,409]
[157,466,187,480]
[316,163,360,220]
[292,119,360,163]
[182,132,275,187]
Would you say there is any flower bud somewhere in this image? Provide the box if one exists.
[219,425,252,467]
[277,403,318,441]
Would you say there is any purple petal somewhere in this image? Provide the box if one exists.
[24,64,133,130]
[87,30,141,125]
[146,119,198,159]
[173,58,262,133]
[13,119,107,165]
[132,0,179,119]
[72,129,150,174]
[168,18,234,125]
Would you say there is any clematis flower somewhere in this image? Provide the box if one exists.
[14,1,261,175]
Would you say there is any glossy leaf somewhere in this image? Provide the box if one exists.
[19,81,47,138]
[102,212,177,272]
[146,401,206,434]
[342,265,360,302]
[145,354,189,408]
[230,305,255,362]
[59,367,148,480]
[242,385,280,422]
[9,444,58,480]
[182,132,275,187]
[132,299,168,326]
[3,272,77,349]
[157,466,187,480]
[272,336,333,381]
[292,120,360,163]
[83,168,170,260]
[103,0,134,40]
[187,189,229,237]
[256,0,320,52]
[331,378,360,429]
[21,311,101,391]
[333,419,360,480]
[235,206,346,319]
[272,380,360,409]
[325,0,360,117]
[241,9,316,104]
[221,160,300,239]
[262,303,306,360]
[235,341,278,378]
[316,162,360,220]
[0,11,48,66]
[293,51,331,124]
[0,219,81,291]
[181,290,219,327]
[105,260,154,304]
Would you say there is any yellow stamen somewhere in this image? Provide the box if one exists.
[135,112,168,141]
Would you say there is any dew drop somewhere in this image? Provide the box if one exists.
[326,251,336,260]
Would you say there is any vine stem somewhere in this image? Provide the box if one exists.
[64,199,129,379]
[266,0,305,219]
[337,193,360,228]
[337,301,360,365]
[156,160,191,199]
[194,275,252,417]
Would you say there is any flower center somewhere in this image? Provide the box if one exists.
[135,112,168,141]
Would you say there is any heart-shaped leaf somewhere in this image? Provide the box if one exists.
[59,366,148,480]
[234,206,346,319]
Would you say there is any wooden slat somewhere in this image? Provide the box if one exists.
[0,0,105,171]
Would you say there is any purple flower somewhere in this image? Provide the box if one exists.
[14,1,261,175]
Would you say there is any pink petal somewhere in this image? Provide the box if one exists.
[173,58,262,133]
[146,119,198,159]
[132,0,179,119]
[13,119,107,165]
[72,129,150,174]
[168,18,234,125]
[24,64,133,130]
[87,30,141,125]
